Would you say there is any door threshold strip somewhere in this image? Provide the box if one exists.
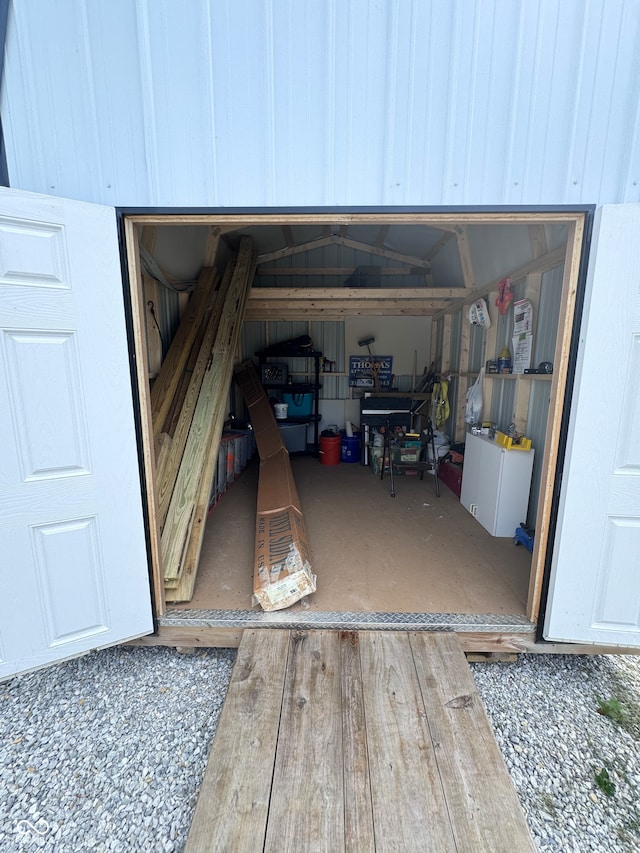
[159,608,534,632]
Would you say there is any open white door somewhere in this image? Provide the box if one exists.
[545,204,640,646]
[0,188,153,679]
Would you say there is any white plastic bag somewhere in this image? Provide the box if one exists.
[465,368,484,424]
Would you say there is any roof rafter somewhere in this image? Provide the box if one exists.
[257,234,432,269]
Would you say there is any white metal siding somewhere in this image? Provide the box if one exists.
[2,0,640,208]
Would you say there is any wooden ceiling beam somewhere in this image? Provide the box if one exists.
[423,231,455,261]
[331,236,432,269]
[256,267,437,276]
[249,287,464,300]
[128,212,582,228]
[529,224,548,258]
[245,298,451,319]
[281,225,295,246]
[257,235,337,263]
[257,234,432,269]
[431,245,567,320]
[375,224,390,247]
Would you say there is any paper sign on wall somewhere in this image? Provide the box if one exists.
[512,299,533,374]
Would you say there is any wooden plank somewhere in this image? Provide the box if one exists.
[156,266,232,528]
[203,227,222,267]
[333,235,432,269]
[424,231,455,261]
[257,234,432,269]
[441,315,452,372]
[150,266,217,440]
[124,219,165,617]
[126,625,243,648]
[258,234,342,263]
[513,379,531,436]
[409,633,537,852]
[527,218,584,621]
[358,632,456,852]
[529,223,548,258]
[264,631,345,853]
[339,631,375,853]
[456,225,476,289]
[256,267,441,276]
[249,286,463,298]
[128,211,582,228]
[455,317,471,441]
[183,629,290,853]
[169,256,255,601]
[245,299,448,319]
[431,245,567,321]
[161,272,221,438]
[161,239,256,582]
[281,224,294,246]
[375,224,390,247]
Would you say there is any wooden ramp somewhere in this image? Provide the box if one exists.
[185,630,536,853]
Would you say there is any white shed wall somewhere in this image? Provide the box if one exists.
[2,0,639,208]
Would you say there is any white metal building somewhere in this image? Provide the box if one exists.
[1,0,639,678]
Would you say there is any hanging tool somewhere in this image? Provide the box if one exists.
[432,379,450,428]
[358,336,380,391]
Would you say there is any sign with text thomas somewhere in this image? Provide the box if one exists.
[349,355,393,389]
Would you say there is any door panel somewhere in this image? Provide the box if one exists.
[544,204,640,645]
[0,188,153,679]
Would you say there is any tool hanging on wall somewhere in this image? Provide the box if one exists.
[432,379,450,429]
[358,335,381,391]
[495,277,514,315]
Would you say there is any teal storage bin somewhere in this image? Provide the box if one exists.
[282,392,313,416]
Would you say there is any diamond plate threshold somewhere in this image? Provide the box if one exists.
[159,608,534,633]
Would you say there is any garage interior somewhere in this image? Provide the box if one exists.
[123,212,585,646]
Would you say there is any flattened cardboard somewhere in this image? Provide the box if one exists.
[234,360,315,611]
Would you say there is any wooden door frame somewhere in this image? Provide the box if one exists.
[118,207,590,626]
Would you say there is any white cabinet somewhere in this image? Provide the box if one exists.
[460,433,535,537]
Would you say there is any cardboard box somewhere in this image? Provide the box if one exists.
[234,360,316,611]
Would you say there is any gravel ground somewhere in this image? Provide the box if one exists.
[1,645,639,852]
[471,653,640,852]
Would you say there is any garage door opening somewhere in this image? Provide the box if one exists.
[122,211,585,644]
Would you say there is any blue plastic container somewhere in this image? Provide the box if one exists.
[341,433,360,463]
[282,392,313,416]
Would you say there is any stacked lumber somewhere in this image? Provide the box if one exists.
[151,237,257,602]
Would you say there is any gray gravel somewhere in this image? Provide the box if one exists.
[0,646,235,852]
[471,653,640,852]
[1,645,639,852]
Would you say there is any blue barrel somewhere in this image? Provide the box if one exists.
[341,433,360,463]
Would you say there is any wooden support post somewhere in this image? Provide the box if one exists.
[441,315,452,373]
[455,313,471,441]
[456,226,476,290]
[480,291,499,426]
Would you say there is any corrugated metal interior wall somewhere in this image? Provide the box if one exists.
[2,0,639,209]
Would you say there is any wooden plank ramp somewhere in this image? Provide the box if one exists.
[185,630,536,853]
